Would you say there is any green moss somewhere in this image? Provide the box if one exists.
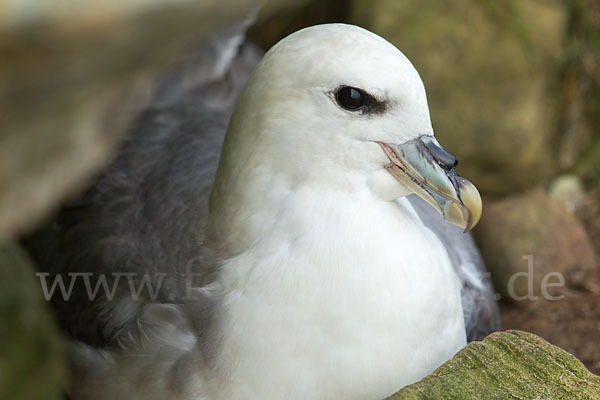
[390,330,600,399]
[0,242,65,400]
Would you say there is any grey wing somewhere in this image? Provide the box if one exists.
[24,33,262,347]
[407,194,500,342]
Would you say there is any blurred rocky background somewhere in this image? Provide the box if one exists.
[1,0,599,398]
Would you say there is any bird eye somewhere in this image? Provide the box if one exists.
[335,86,366,111]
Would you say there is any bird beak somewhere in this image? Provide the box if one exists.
[377,136,482,232]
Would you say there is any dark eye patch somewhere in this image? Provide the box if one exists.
[332,85,387,115]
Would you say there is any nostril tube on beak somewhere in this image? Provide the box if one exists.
[420,135,458,170]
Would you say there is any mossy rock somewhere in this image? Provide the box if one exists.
[391,330,600,399]
[0,242,65,400]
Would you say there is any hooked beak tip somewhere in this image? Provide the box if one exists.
[453,177,482,233]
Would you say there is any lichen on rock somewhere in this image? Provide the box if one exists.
[390,330,600,399]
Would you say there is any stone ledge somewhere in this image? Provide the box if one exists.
[391,330,600,399]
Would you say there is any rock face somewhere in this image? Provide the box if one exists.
[351,0,565,194]
[0,242,65,400]
[0,0,299,241]
[474,189,597,299]
[391,330,600,399]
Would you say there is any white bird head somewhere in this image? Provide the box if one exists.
[212,24,481,233]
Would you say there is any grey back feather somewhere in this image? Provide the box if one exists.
[25,35,262,347]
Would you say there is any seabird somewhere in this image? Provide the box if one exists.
[27,24,499,399]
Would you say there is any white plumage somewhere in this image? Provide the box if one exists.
[29,23,499,400]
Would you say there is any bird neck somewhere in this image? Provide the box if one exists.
[206,139,371,256]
